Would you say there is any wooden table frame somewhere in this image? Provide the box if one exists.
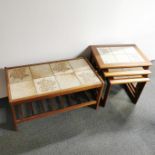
[102,75,149,106]
[5,57,104,130]
[90,44,151,106]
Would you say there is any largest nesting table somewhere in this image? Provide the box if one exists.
[5,58,104,130]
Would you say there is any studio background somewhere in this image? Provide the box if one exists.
[0,0,155,97]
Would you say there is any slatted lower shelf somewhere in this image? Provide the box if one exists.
[14,90,97,123]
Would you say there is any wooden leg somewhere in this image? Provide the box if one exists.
[101,81,111,107]
[134,82,146,104]
[96,86,104,110]
[124,82,146,104]
[124,83,136,103]
[10,104,18,131]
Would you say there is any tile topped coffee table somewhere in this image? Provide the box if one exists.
[5,58,104,130]
[91,44,152,106]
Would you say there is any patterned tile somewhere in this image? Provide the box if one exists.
[8,67,32,84]
[10,81,36,99]
[75,70,100,85]
[30,64,53,79]
[69,59,91,71]
[55,73,81,89]
[97,47,145,64]
[34,76,59,94]
[50,61,73,75]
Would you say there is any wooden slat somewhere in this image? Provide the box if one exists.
[18,105,24,119]
[113,75,143,79]
[126,84,136,97]
[65,95,72,106]
[28,103,34,115]
[124,84,136,103]
[16,101,96,123]
[110,78,150,85]
[104,70,151,77]
[39,100,46,112]
[128,83,136,93]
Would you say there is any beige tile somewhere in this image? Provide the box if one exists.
[75,70,101,85]
[50,61,73,75]
[8,67,32,84]
[55,73,81,89]
[30,64,53,79]
[98,46,145,64]
[101,54,116,64]
[110,47,126,53]
[34,76,60,94]
[69,59,91,71]
[10,81,36,100]
[97,47,111,54]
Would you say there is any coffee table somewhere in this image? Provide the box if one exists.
[91,44,151,106]
[5,58,104,130]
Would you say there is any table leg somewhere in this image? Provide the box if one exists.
[124,83,136,103]
[102,81,111,107]
[96,86,104,110]
[134,82,146,104]
[124,82,146,104]
[10,104,17,131]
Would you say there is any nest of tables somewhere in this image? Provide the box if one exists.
[91,44,152,106]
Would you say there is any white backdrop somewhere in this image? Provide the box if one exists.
[0,0,155,97]
[0,0,155,67]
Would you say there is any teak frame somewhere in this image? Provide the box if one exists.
[102,75,150,107]
[5,57,104,130]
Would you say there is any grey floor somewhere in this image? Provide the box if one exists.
[0,63,155,155]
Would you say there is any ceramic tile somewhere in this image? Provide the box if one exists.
[30,64,53,79]
[97,47,145,64]
[97,47,111,54]
[110,47,126,53]
[69,59,91,71]
[50,61,73,75]
[10,81,36,99]
[102,54,117,64]
[55,73,81,89]
[75,70,100,85]
[114,54,130,63]
[34,76,60,94]
[8,67,32,84]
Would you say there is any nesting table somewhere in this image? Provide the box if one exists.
[91,44,152,106]
[5,58,104,130]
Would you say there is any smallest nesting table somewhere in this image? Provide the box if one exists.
[5,58,104,130]
[91,44,152,106]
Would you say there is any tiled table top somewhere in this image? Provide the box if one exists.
[6,58,102,101]
[91,45,151,69]
[97,47,145,64]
